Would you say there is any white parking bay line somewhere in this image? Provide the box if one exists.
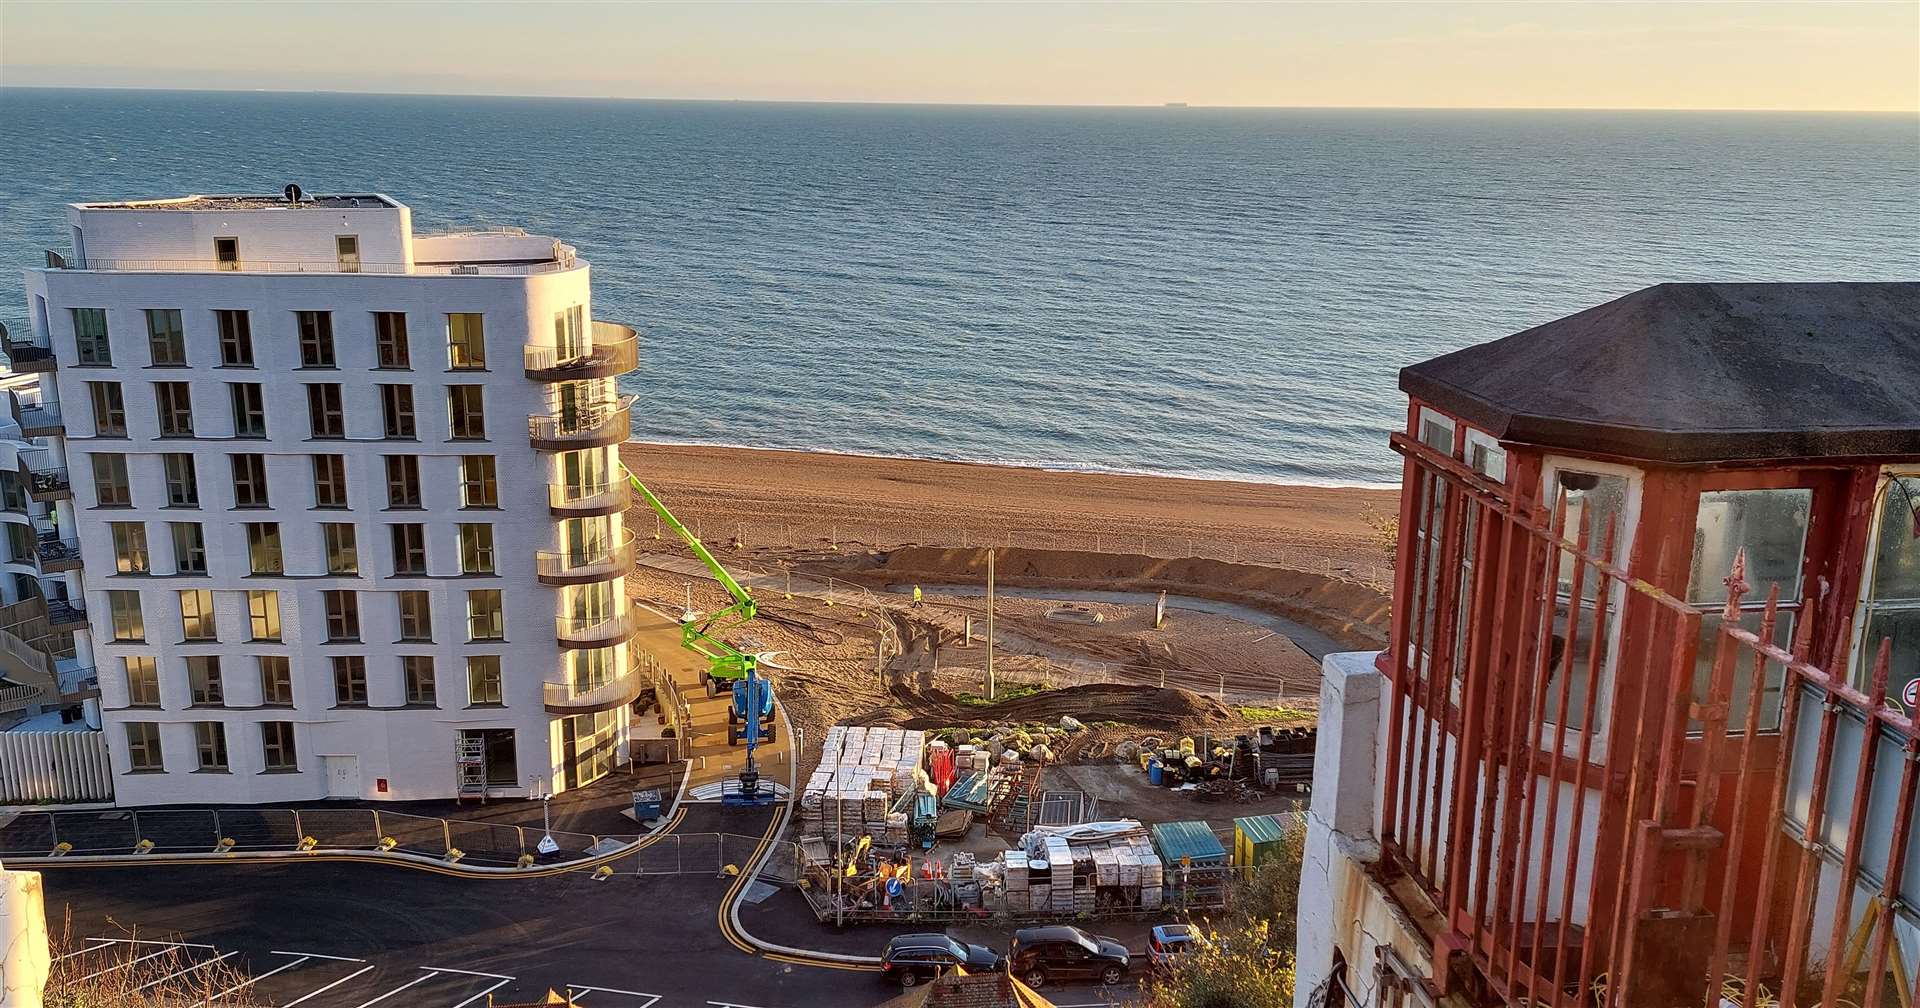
[76,945,183,982]
[208,955,309,1003]
[135,951,238,993]
[55,939,113,961]
[351,971,439,1008]
[282,964,375,1007]
[425,966,516,980]
[570,985,662,1006]
[450,979,514,1008]
[85,936,216,949]
[271,949,368,963]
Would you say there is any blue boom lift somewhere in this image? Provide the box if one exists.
[625,464,778,805]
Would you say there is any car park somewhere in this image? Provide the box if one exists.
[1008,925,1131,988]
[879,933,1004,988]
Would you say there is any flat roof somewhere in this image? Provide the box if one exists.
[75,193,401,212]
[1400,282,1920,464]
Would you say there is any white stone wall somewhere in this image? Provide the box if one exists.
[66,199,412,270]
[19,204,622,806]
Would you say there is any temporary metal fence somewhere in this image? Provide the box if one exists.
[792,851,1250,925]
[1382,431,1920,1007]
[632,513,1393,592]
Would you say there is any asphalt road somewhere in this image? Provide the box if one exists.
[34,806,1140,1008]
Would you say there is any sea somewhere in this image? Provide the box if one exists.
[1,88,1915,487]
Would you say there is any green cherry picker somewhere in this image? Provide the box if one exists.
[623,464,780,805]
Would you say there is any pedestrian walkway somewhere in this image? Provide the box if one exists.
[628,603,794,799]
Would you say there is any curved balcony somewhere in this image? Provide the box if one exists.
[0,324,55,374]
[524,322,639,382]
[17,404,62,438]
[555,608,639,649]
[543,664,642,715]
[528,396,633,452]
[549,478,631,518]
[534,529,635,586]
[27,465,70,504]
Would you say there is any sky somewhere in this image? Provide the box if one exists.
[0,0,1915,112]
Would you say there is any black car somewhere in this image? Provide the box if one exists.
[1009,925,1131,988]
[879,933,1003,988]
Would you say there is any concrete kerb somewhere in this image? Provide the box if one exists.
[721,686,883,969]
[3,762,696,879]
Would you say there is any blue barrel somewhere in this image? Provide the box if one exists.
[1148,758,1164,786]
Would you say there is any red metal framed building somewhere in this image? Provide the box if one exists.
[1297,282,1920,1008]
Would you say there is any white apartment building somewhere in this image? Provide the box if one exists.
[7,190,641,806]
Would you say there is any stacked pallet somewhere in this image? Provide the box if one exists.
[1045,836,1074,912]
[801,726,928,834]
[1002,851,1030,913]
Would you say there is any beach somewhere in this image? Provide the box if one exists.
[618,442,1400,575]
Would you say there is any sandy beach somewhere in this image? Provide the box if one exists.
[618,442,1400,574]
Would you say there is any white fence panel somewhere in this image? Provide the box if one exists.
[0,730,112,803]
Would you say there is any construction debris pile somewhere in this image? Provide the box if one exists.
[799,726,928,837]
[1122,726,1316,802]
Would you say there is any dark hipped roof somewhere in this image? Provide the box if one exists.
[1400,282,1920,464]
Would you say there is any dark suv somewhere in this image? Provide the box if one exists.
[879,933,1003,988]
[1009,925,1131,988]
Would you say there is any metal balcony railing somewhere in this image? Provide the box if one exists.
[527,396,633,450]
[555,608,637,647]
[17,404,62,435]
[524,322,639,380]
[0,323,55,372]
[36,536,80,572]
[43,598,86,629]
[542,665,642,714]
[533,530,635,583]
[47,246,580,277]
[548,478,632,515]
[27,466,69,501]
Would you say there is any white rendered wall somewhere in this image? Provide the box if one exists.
[28,247,611,805]
[66,201,411,270]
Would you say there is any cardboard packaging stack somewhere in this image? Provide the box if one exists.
[982,821,1165,914]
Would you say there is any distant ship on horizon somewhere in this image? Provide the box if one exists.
[1164,102,1189,108]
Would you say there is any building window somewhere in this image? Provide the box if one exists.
[397,590,432,641]
[187,655,223,706]
[391,524,427,575]
[555,305,586,359]
[248,589,282,642]
[88,381,126,437]
[374,312,410,369]
[296,310,336,368]
[216,309,253,366]
[1686,488,1811,732]
[467,589,504,641]
[194,721,228,771]
[146,309,186,366]
[312,455,349,509]
[126,723,162,771]
[323,589,361,642]
[380,385,416,439]
[323,523,358,575]
[261,721,297,770]
[467,655,503,706]
[447,313,486,370]
[459,524,495,575]
[72,307,111,365]
[332,655,368,706]
[245,522,283,575]
[1858,474,1920,704]
[93,453,132,507]
[570,646,617,693]
[164,453,199,507]
[178,588,217,641]
[1536,462,1639,736]
[461,455,498,508]
[336,234,361,273]
[231,454,270,508]
[259,656,292,706]
[560,448,610,502]
[170,522,206,575]
[154,381,194,437]
[403,655,436,705]
[230,382,268,438]
[109,521,149,574]
[385,456,422,509]
[125,656,160,707]
[307,383,345,439]
[448,385,486,440]
[214,236,240,270]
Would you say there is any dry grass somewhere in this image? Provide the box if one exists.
[46,915,267,1008]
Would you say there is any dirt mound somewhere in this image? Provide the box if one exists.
[881,683,1233,731]
[819,546,1389,649]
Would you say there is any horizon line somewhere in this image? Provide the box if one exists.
[2,81,1913,116]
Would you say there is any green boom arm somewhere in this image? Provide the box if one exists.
[623,464,759,682]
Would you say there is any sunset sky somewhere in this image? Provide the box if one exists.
[2,0,1915,112]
